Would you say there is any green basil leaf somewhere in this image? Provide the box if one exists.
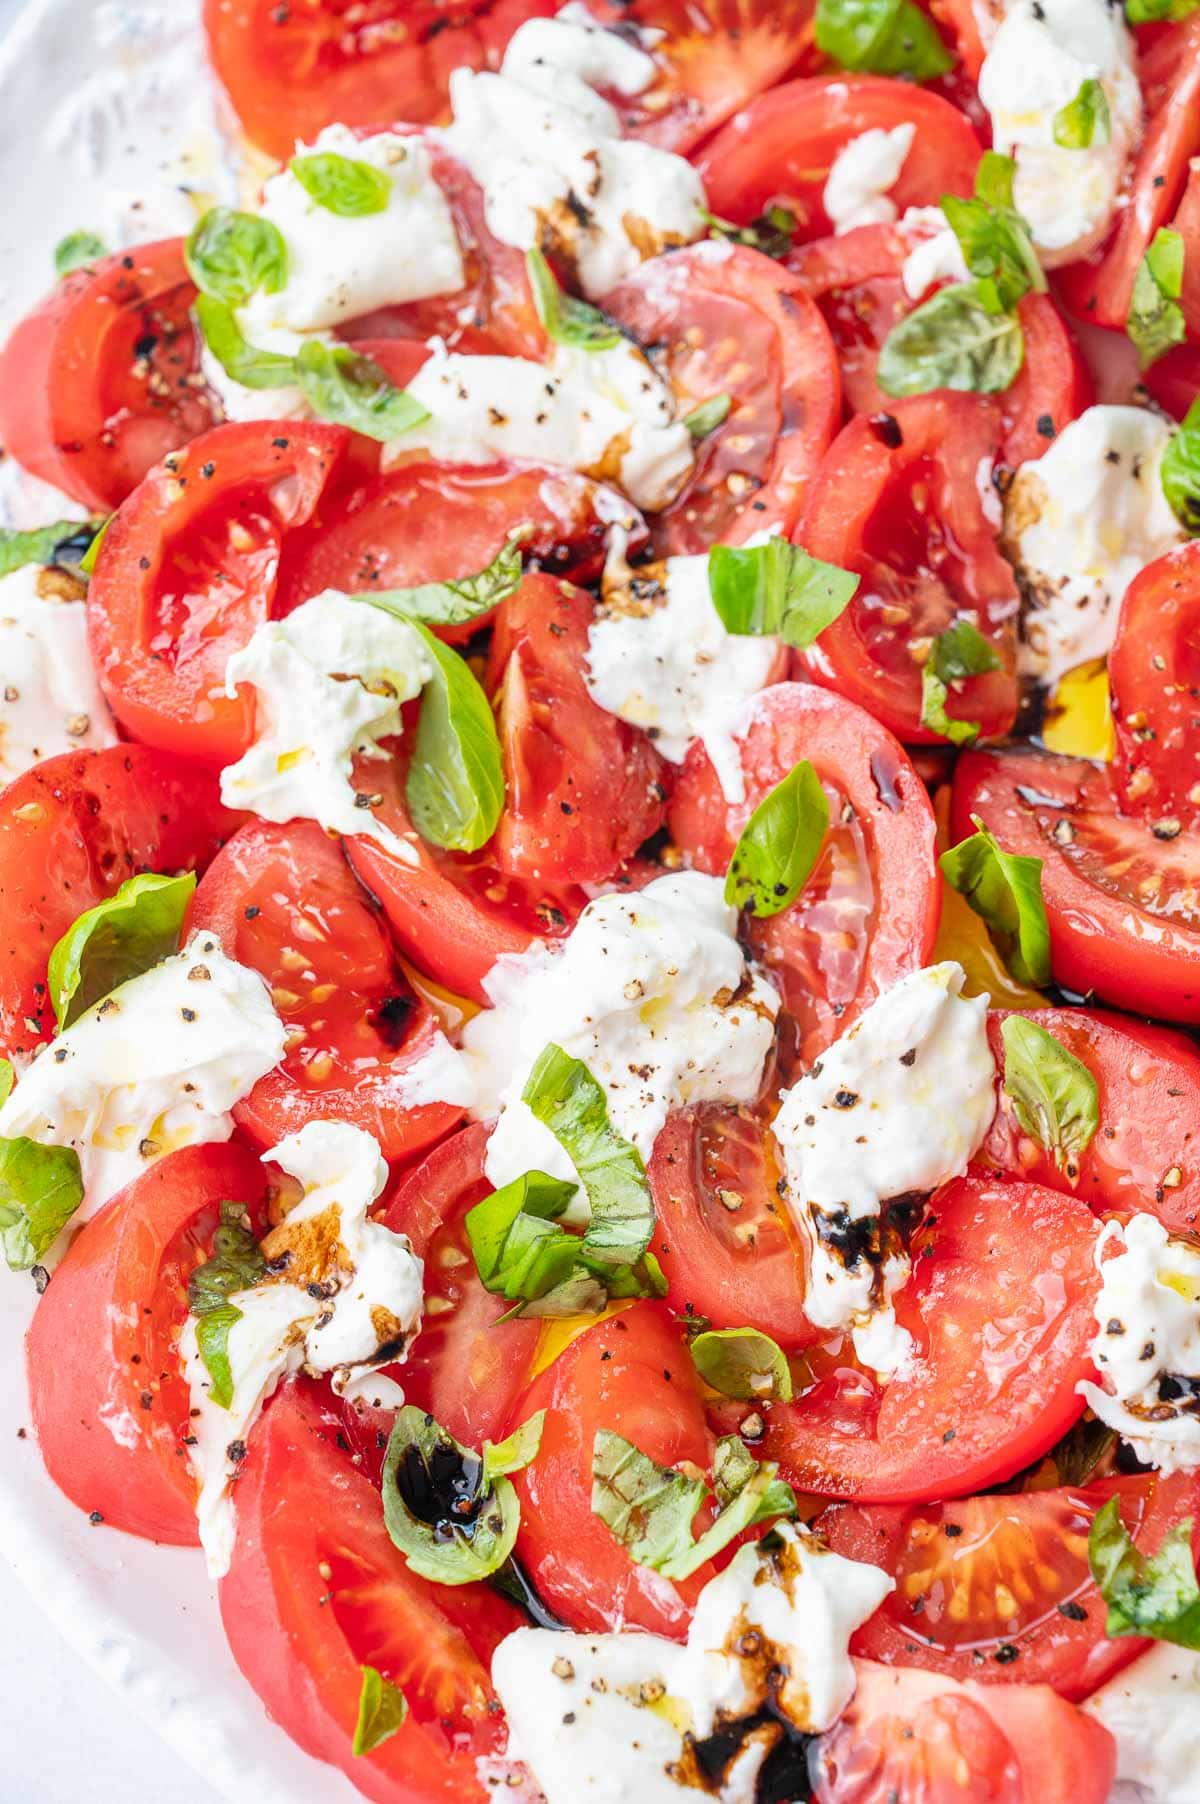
[878,281,1025,397]
[196,1303,242,1410]
[185,207,288,306]
[702,204,797,261]
[352,1667,409,1757]
[0,1061,13,1109]
[405,623,505,853]
[919,618,1001,747]
[939,814,1051,989]
[941,153,1046,315]
[188,1201,266,1316]
[47,871,196,1030]
[78,517,111,577]
[526,247,622,351]
[814,0,954,80]
[194,296,299,390]
[1126,0,1199,21]
[1089,1497,1200,1647]
[1162,395,1200,535]
[0,1135,84,1270]
[381,1405,521,1584]
[724,759,829,919]
[1044,1414,1116,1488]
[0,520,103,580]
[1128,228,1188,370]
[291,151,392,217]
[522,1044,654,1267]
[690,1327,793,1402]
[591,1428,797,1582]
[54,230,107,278]
[683,393,733,439]
[1000,1014,1099,1173]
[711,1433,759,1507]
[293,341,431,443]
[481,1411,546,1486]
[356,533,526,627]
[708,539,860,649]
[1053,79,1111,150]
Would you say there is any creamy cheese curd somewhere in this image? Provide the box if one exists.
[977,0,1142,267]
[1084,1641,1200,1804]
[0,564,116,779]
[181,1119,424,1575]
[443,10,706,299]
[385,337,695,516]
[221,589,433,859]
[585,546,780,802]
[493,1523,893,1803]
[773,963,995,1372]
[0,936,285,1225]
[1078,1213,1200,1474]
[897,205,970,300]
[822,124,916,235]
[1005,405,1186,688]
[460,871,779,1201]
[201,320,322,425]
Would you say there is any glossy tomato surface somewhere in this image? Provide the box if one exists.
[1110,542,1200,828]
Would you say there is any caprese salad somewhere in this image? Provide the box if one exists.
[3,0,1200,1799]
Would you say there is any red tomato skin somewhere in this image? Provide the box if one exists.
[1110,542,1200,827]
[87,420,356,764]
[1142,339,1200,421]
[667,682,940,1066]
[220,1378,521,1804]
[0,240,215,511]
[27,1141,267,1546]
[0,745,242,1064]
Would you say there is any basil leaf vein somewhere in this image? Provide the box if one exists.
[522,1044,653,1267]
[878,281,1026,397]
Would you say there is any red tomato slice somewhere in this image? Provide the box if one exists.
[87,420,358,764]
[202,0,554,162]
[813,1659,1117,1804]
[819,1472,1199,1700]
[507,1302,718,1638]
[1110,543,1200,828]
[667,683,940,1068]
[952,743,1200,1022]
[602,244,841,553]
[742,1175,1099,1503]
[1142,339,1200,421]
[981,1006,1200,1235]
[928,0,987,78]
[0,240,216,513]
[220,1377,521,1804]
[485,572,667,884]
[0,745,241,1063]
[697,76,982,242]
[187,816,463,1161]
[26,1141,267,1546]
[796,394,1019,743]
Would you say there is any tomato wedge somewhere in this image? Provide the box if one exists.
[1110,542,1200,828]
[26,1141,267,1547]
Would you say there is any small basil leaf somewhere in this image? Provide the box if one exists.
[690,1328,793,1402]
[481,1411,546,1486]
[1126,0,1199,21]
[814,0,954,80]
[382,1405,520,1584]
[702,204,797,260]
[941,153,1046,315]
[0,1061,13,1109]
[1128,228,1188,370]
[78,517,111,577]
[1089,1497,1200,1647]
[1162,395,1200,535]
[878,281,1026,397]
[293,341,431,442]
[188,1201,266,1316]
[1045,1414,1116,1488]
[47,871,196,1030]
[712,1433,759,1507]
[724,759,829,919]
[0,1135,84,1270]
[1000,1014,1098,1174]
[919,618,1001,746]
[939,814,1051,989]
[0,520,103,580]
[196,1303,243,1411]
[194,296,299,390]
[405,623,505,853]
[291,151,392,218]
[522,1044,654,1267]
[352,1667,409,1757]
[185,207,288,306]
[356,533,526,627]
[683,393,733,439]
[54,231,107,278]
[1053,79,1111,150]
[526,247,621,351]
[708,539,859,649]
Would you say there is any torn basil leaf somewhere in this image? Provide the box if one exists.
[1128,228,1187,370]
[78,517,111,577]
[878,282,1025,397]
[724,759,829,919]
[690,1327,793,1402]
[54,230,107,278]
[405,624,505,853]
[0,1061,13,1109]
[1000,1014,1098,1174]
[702,204,797,260]
[47,871,196,1030]
[353,1667,409,1757]
[381,1405,541,1584]
[526,247,621,351]
[481,1410,547,1487]
[523,1044,655,1268]
[187,1201,266,1317]
[919,618,1001,746]
[0,1135,84,1271]
[1053,79,1111,150]
[939,815,1051,989]
[194,296,298,390]
[1162,396,1200,536]
[195,1304,243,1411]
[1044,1414,1116,1488]
[291,150,392,217]
[941,151,1046,315]
[814,0,953,81]
[683,394,733,439]
[0,520,104,581]
[1089,1497,1200,1647]
[592,1428,797,1582]
[185,207,288,307]
[708,539,859,649]
[293,341,431,442]
[356,533,526,627]
[1126,0,1199,23]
